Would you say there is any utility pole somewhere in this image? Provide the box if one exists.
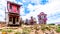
[5,7,7,27]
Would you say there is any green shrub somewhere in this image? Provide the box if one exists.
[7,29,13,33]
[15,31,21,34]
[48,23,55,25]
[34,24,40,30]
[0,29,2,32]
[22,27,31,34]
[45,27,51,31]
[2,29,7,32]
[58,26,60,28]
[56,28,60,33]
[22,30,29,34]
[41,27,45,31]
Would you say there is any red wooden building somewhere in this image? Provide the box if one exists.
[6,1,21,26]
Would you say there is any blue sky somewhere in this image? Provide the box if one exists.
[0,0,60,24]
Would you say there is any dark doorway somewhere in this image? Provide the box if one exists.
[13,17,15,24]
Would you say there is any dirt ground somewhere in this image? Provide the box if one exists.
[0,24,60,34]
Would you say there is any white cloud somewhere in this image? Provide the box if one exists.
[27,4,34,11]
[0,0,60,24]
[17,2,23,5]
[22,0,60,24]
[0,10,5,22]
[0,0,7,22]
[47,17,60,24]
[30,0,40,5]
[7,0,16,2]
[20,7,25,15]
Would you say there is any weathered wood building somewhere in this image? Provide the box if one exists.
[6,1,21,26]
[38,12,47,24]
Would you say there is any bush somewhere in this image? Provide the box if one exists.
[41,26,51,31]
[22,31,29,34]
[58,26,60,28]
[45,27,51,31]
[56,28,60,33]
[22,27,31,34]
[7,29,13,33]
[2,29,7,34]
[34,24,40,30]
[15,31,21,34]
[48,23,55,25]
[41,26,46,31]
[2,29,7,32]
[0,29,2,32]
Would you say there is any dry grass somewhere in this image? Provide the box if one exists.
[0,24,60,34]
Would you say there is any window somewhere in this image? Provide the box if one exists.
[41,15,44,19]
[10,5,12,9]
[16,17,18,22]
[9,17,12,22]
[7,3,10,9]
[17,7,19,11]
